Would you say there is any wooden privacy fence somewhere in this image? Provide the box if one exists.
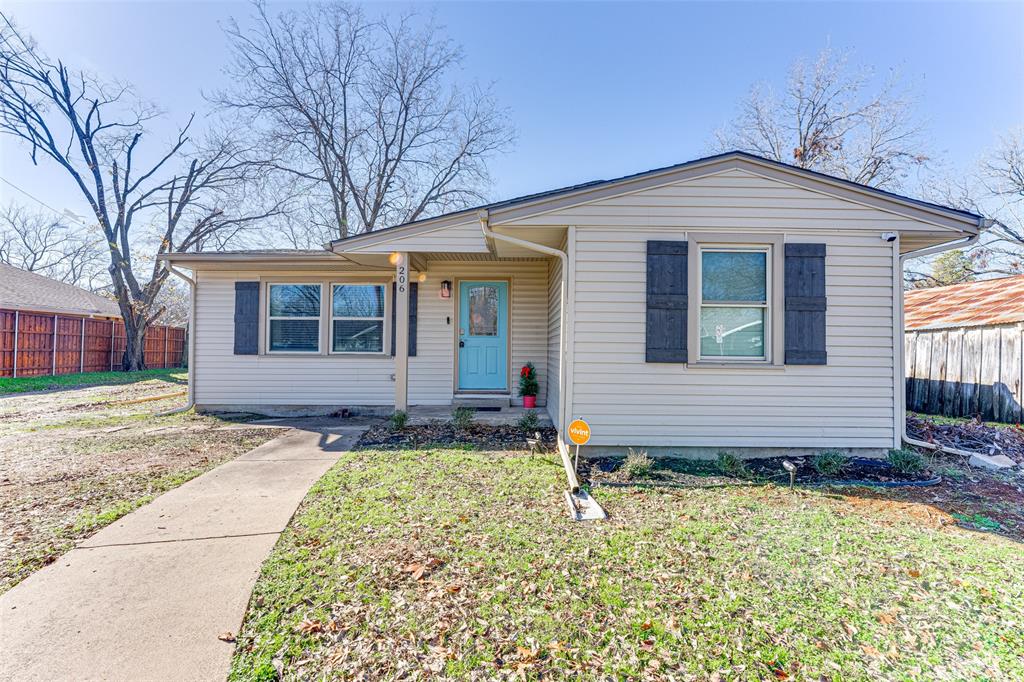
[905,322,1023,423]
[0,308,186,378]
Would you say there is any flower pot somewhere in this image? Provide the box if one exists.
[523,395,536,409]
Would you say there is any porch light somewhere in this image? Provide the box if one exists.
[440,280,452,299]
[388,252,403,266]
[417,272,427,283]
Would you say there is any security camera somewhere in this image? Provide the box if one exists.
[881,232,898,243]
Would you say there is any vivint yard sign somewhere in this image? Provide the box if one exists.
[567,418,591,446]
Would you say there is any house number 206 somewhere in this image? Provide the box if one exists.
[397,264,407,293]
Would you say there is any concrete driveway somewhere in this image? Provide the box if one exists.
[0,420,367,682]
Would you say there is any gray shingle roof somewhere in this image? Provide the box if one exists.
[0,263,120,317]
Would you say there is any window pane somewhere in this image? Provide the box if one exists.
[269,284,320,317]
[700,307,765,358]
[333,285,384,318]
[333,320,384,353]
[702,251,766,302]
[468,286,498,336]
[269,319,319,352]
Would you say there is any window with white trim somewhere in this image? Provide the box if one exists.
[267,283,321,352]
[698,246,770,360]
[331,284,385,353]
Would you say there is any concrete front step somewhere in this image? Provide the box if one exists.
[452,394,512,409]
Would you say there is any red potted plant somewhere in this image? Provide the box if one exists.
[519,362,539,408]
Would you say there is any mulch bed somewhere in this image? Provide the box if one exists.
[907,414,1024,464]
[583,455,938,488]
[357,423,558,450]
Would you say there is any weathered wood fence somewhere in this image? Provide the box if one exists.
[0,308,185,378]
[905,323,1023,423]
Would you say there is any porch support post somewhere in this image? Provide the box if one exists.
[394,251,410,412]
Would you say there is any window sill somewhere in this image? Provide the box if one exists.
[260,352,390,358]
[686,362,785,372]
[329,352,390,358]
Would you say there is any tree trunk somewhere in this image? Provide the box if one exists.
[121,312,149,371]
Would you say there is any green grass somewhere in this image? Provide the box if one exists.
[909,411,1019,429]
[0,368,186,395]
[229,448,1024,681]
[952,513,1003,532]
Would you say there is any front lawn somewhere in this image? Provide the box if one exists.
[0,373,281,593]
[230,447,1024,681]
[0,367,186,395]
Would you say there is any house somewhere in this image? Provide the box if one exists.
[0,263,184,377]
[0,262,121,319]
[163,151,985,456]
[905,275,1024,423]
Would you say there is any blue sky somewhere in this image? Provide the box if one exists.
[1,1,1022,222]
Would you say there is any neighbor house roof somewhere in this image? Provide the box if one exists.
[905,275,1024,330]
[0,263,120,317]
[329,150,985,251]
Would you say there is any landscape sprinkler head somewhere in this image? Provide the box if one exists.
[781,460,797,488]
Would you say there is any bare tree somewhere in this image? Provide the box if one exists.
[912,129,1023,284]
[714,47,929,190]
[0,16,280,370]
[0,202,107,289]
[975,128,1024,271]
[215,1,513,241]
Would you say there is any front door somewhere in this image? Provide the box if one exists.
[458,280,508,391]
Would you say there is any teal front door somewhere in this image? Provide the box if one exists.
[458,281,508,391]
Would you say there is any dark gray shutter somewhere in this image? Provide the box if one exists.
[784,243,827,365]
[646,240,688,362]
[390,281,418,357]
[233,281,259,355]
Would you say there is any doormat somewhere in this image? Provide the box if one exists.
[473,407,502,412]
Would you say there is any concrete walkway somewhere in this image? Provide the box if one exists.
[0,420,366,682]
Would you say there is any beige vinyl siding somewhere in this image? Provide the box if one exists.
[570,227,895,449]
[545,252,563,427]
[509,168,932,234]
[193,261,550,409]
[194,270,395,407]
[410,260,550,405]
[346,221,488,254]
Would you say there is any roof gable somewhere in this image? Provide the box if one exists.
[330,151,983,253]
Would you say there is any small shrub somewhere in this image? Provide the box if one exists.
[518,362,539,398]
[517,409,539,431]
[812,449,850,477]
[887,447,926,475]
[621,448,655,480]
[716,451,749,478]
[952,512,1001,531]
[388,410,408,431]
[451,406,475,430]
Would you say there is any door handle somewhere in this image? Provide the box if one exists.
[459,340,465,348]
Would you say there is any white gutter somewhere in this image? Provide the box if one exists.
[897,223,988,458]
[478,210,580,491]
[158,264,196,416]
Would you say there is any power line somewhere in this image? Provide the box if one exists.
[0,174,92,227]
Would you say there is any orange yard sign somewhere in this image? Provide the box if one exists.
[567,418,591,446]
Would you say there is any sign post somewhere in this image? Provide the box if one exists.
[562,417,604,521]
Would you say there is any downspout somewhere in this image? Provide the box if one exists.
[157,263,196,416]
[478,210,580,492]
[897,222,988,459]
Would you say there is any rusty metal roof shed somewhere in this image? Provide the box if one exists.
[904,275,1024,331]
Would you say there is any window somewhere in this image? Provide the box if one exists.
[331,284,385,353]
[268,284,321,352]
[467,284,499,336]
[699,247,769,360]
